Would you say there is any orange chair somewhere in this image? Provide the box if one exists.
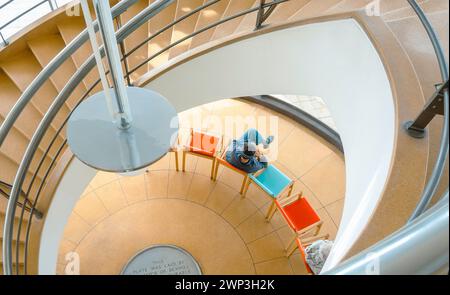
[268,192,323,250]
[213,139,251,194]
[182,128,222,179]
[287,234,330,275]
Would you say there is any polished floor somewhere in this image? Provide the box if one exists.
[56,98,346,275]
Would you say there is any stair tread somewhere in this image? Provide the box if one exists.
[211,0,255,41]
[57,17,103,94]
[324,0,374,15]
[147,0,177,70]
[0,129,53,180]
[0,69,64,163]
[168,0,204,60]
[27,33,88,109]
[0,265,26,276]
[119,0,151,81]
[0,0,447,277]
[189,0,229,50]
[1,198,32,230]
[0,241,25,264]
[0,49,70,140]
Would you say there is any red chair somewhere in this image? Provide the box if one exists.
[182,128,222,179]
[287,234,330,275]
[267,192,324,250]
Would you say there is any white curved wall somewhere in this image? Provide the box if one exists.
[39,18,395,273]
[39,158,97,274]
[144,19,395,271]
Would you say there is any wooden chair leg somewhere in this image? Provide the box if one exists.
[241,178,251,197]
[286,239,298,258]
[182,151,187,172]
[240,175,248,194]
[174,151,179,172]
[286,232,297,252]
[213,161,220,181]
[210,158,216,180]
[287,183,294,197]
[314,222,323,236]
[265,200,277,222]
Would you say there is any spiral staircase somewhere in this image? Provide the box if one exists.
[0,0,448,275]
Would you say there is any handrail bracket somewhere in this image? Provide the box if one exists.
[0,181,43,219]
[404,79,449,139]
[255,0,281,30]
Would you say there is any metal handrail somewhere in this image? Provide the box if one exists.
[1,0,140,274]
[0,0,14,10]
[0,0,16,45]
[1,0,173,275]
[0,187,33,216]
[325,0,449,273]
[324,191,449,275]
[0,0,447,275]
[0,0,58,46]
[0,0,14,45]
[129,0,287,75]
[407,0,449,222]
[0,180,27,201]
[0,0,288,274]
[0,180,39,215]
[123,0,220,59]
[14,0,181,274]
[0,0,140,147]
[20,79,101,274]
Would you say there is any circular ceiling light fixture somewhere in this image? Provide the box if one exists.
[67,0,178,173]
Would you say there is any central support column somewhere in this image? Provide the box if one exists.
[67,0,179,173]
[94,0,132,129]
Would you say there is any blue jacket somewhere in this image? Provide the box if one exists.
[225,140,268,173]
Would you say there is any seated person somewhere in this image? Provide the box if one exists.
[226,128,274,173]
[305,240,333,275]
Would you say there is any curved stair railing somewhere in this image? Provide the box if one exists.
[324,190,449,275]
[325,0,449,275]
[0,0,448,275]
[404,0,449,223]
[0,0,286,275]
[0,180,40,217]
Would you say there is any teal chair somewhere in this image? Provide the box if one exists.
[242,165,294,220]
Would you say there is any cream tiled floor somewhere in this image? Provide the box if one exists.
[56,98,346,275]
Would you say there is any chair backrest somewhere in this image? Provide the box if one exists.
[219,139,233,159]
[190,129,221,154]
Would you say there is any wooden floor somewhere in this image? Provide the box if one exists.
[56,98,346,275]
